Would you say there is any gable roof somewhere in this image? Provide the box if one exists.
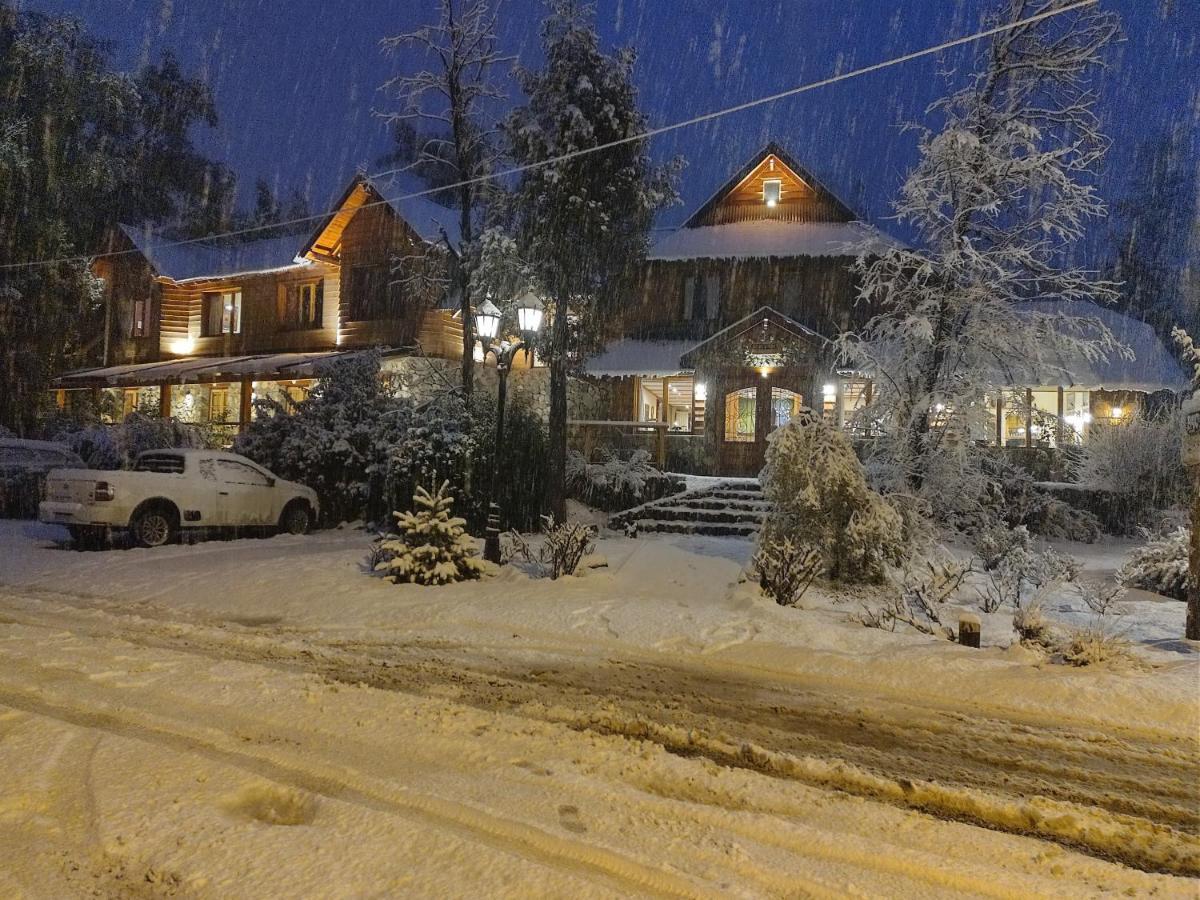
[679,306,828,368]
[1016,301,1189,392]
[118,225,307,283]
[300,174,462,261]
[682,142,857,229]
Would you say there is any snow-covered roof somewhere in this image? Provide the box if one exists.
[54,349,410,388]
[584,340,696,378]
[1015,301,1189,393]
[119,225,309,283]
[648,220,900,261]
[367,175,462,250]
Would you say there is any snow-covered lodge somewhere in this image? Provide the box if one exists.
[57,143,1188,476]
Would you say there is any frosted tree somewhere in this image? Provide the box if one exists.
[375,481,490,585]
[380,0,512,396]
[837,0,1123,501]
[760,411,906,583]
[505,0,678,521]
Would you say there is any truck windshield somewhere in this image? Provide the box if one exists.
[135,453,185,474]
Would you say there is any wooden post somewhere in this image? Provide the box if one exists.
[1024,387,1033,449]
[958,613,981,648]
[239,377,253,433]
[1055,386,1065,448]
[655,425,666,469]
[582,424,596,463]
[158,382,171,419]
[1188,470,1199,641]
[995,393,1004,447]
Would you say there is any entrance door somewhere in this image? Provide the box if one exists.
[719,384,804,476]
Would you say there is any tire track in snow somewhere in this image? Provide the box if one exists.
[0,673,715,900]
[2,589,1198,877]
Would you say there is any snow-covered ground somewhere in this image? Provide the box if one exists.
[0,520,1196,896]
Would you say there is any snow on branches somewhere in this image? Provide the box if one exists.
[374,481,492,585]
[836,0,1123,501]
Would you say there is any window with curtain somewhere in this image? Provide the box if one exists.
[770,388,803,429]
[201,290,241,336]
[724,388,756,443]
[278,280,324,330]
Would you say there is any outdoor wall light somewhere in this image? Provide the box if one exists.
[474,299,501,340]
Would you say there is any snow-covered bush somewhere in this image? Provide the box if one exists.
[973,525,1079,612]
[468,395,548,534]
[564,448,682,512]
[373,482,490,585]
[761,412,906,583]
[1117,527,1190,601]
[1012,601,1054,651]
[235,351,410,525]
[506,516,596,579]
[1055,625,1134,667]
[857,556,970,637]
[1075,408,1188,530]
[753,537,822,607]
[387,392,474,521]
[54,413,210,470]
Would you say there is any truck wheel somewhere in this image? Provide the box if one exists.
[131,505,177,548]
[280,501,312,535]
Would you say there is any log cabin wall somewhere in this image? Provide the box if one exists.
[691,154,852,227]
[622,256,865,343]
[336,200,443,350]
[158,261,339,357]
[96,247,162,365]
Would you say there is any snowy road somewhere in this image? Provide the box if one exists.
[0,583,1196,897]
[0,523,1197,896]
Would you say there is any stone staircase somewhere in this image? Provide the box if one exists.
[609,479,769,538]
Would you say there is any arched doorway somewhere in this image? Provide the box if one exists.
[720,383,805,475]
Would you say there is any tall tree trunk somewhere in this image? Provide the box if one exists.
[545,297,570,523]
[1188,471,1199,641]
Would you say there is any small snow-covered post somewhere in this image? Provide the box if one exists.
[958,613,981,648]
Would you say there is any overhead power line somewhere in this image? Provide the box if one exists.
[0,0,1097,273]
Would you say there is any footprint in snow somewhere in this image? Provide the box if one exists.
[557,804,587,834]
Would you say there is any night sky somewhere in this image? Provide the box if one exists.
[26,0,1200,260]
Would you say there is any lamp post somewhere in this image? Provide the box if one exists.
[475,292,544,564]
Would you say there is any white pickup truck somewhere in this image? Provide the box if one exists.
[39,449,319,548]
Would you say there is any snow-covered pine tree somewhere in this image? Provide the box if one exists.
[505,0,678,521]
[380,0,512,397]
[375,481,491,585]
[836,0,1122,507]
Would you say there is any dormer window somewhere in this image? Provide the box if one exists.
[763,179,782,208]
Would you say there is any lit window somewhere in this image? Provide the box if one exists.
[763,179,782,207]
[724,388,757,443]
[202,290,242,336]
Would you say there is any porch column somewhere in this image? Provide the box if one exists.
[1056,387,1065,447]
[995,393,1003,447]
[158,383,171,419]
[239,377,253,433]
[1025,388,1033,449]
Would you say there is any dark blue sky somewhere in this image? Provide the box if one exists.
[29,0,1200,259]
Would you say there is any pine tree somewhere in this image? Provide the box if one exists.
[836,0,1122,504]
[375,481,491,585]
[505,0,678,521]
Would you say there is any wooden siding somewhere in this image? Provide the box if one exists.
[158,261,339,357]
[334,194,444,351]
[95,236,162,365]
[691,153,852,227]
[620,256,866,345]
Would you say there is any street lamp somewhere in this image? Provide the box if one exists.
[476,292,544,563]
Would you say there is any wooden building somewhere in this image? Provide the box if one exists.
[582,143,1190,476]
[56,174,467,434]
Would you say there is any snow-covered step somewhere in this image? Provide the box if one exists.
[634,519,760,538]
[673,497,772,512]
[637,506,767,525]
